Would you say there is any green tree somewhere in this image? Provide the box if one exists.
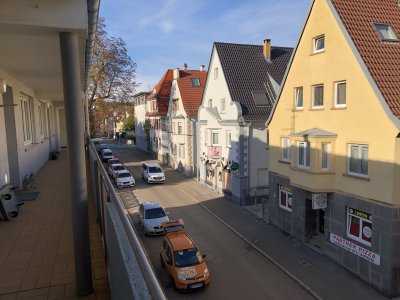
[122,106,135,132]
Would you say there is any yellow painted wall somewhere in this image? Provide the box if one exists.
[269,0,399,204]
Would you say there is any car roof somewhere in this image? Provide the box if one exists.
[141,201,163,209]
[108,158,119,162]
[143,162,161,167]
[118,169,131,175]
[103,148,112,153]
[111,163,124,168]
[166,231,196,251]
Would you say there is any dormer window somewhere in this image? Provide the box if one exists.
[191,78,200,87]
[374,23,399,41]
[313,35,325,53]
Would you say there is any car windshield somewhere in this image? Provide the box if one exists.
[113,165,125,171]
[173,248,203,267]
[149,167,162,173]
[118,172,131,178]
[145,207,166,219]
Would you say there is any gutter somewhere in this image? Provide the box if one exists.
[85,0,100,89]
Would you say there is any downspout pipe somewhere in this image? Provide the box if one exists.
[84,0,100,138]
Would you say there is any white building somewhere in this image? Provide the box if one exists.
[167,65,207,176]
[197,40,293,204]
[133,92,150,151]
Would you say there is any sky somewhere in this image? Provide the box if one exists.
[100,0,311,92]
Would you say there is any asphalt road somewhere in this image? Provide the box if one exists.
[108,143,314,300]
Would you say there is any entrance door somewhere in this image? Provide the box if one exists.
[305,199,325,238]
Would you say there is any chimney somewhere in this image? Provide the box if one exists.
[263,39,271,62]
[173,68,180,80]
[200,65,205,71]
[183,63,188,70]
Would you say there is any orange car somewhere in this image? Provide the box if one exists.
[160,220,210,290]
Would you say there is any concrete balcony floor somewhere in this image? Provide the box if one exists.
[0,151,110,299]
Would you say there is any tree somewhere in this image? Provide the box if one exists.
[122,106,135,132]
[88,17,138,136]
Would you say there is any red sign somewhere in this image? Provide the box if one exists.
[207,146,221,157]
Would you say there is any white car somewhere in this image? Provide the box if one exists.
[101,148,114,162]
[141,163,165,183]
[138,202,169,235]
[115,170,135,188]
[107,163,126,179]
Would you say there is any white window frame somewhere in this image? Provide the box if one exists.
[226,130,232,148]
[334,81,346,108]
[321,143,330,170]
[21,94,34,145]
[312,84,324,109]
[294,87,303,110]
[220,99,226,113]
[281,138,291,162]
[177,122,183,134]
[38,102,46,139]
[211,130,220,146]
[297,141,310,169]
[374,23,399,41]
[313,35,325,53]
[279,185,292,212]
[214,67,218,80]
[346,207,372,246]
[348,144,368,177]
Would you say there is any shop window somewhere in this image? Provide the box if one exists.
[347,207,372,246]
[279,185,292,212]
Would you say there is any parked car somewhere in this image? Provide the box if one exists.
[97,143,108,155]
[138,202,169,235]
[160,219,210,290]
[108,163,126,179]
[115,170,135,188]
[141,163,165,183]
[107,158,121,168]
[101,148,114,162]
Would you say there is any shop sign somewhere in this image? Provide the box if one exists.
[207,146,221,157]
[312,193,327,209]
[280,185,292,193]
[329,233,380,265]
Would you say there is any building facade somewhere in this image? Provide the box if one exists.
[133,92,150,151]
[267,0,400,296]
[167,65,207,177]
[197,41,292,204]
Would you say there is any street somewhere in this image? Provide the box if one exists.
[108,143,314,300]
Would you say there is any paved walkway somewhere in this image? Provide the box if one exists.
[175,176,389,300]
[0,152,110,300]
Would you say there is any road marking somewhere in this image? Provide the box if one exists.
[176,186,323,300]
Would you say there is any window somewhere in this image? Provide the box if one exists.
[297,141,310,169]
[313,35,325,53]
[173,99,179,111]
[321,143,330,170]
[295,87,303,109]
[220,99,226,113]
[191,78,200,87]
[279,185,292,212]
[38,102,46,139]
[177,122,183,134]
[179,144,185,158]
[334,81,346,108]
[348,144,368,176]
[226,130,231,147]
[374,23,399,41]
[347,208,372,246]
[214,67,218,80]
[21,94,34,145]
[211,131,219,146]
[208,99,213,107]
[281,138,291,162]
[312,84,324,108]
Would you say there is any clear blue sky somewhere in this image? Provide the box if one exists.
[100,0,311,92]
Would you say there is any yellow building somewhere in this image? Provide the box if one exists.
[267,0,400,297]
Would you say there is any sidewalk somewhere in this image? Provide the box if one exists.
[178,178,388,300]
[0,151,110,300]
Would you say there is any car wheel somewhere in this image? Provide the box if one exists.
[160,254,165,269]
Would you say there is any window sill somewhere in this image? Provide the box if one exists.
[343,173,370,181]
[309,107,324,111]
[278,160,290,164]
[310,50,325,56]
[331,106,347,110]
[294,108,304,112]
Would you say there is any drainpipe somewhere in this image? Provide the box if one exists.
[59,32,93,296]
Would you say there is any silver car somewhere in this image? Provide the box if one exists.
[141,163,165,183]
[138,202,169,235]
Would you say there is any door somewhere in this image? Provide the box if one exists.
[305,198,325,238]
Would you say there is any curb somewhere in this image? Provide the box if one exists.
[177,186,323,300]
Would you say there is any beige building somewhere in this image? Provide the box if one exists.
[267,0,400,296]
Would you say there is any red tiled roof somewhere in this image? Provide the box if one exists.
[331,0,400,120]
[146,69,173,116]
[176,70,208,117]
